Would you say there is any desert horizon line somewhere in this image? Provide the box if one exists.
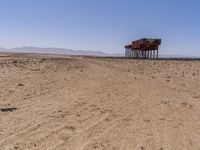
[1,46,200,58]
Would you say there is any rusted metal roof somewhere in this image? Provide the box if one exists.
[125,38,161,51]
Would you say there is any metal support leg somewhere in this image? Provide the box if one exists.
[157,50,159,58]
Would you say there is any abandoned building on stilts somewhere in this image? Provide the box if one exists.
[125,38,161,59]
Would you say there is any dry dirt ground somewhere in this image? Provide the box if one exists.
[0,53,200,150]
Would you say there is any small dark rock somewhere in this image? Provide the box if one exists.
[18,83,24,86]
[41,58,47,62]
[144,119,151,122]
[181,102,188,106]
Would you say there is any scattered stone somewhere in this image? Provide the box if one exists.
[65,126,76,131]
[181,102,188,106]
[144,118,151,122]
[181,102,193,108]
[41,58,47,62]
[12,60,17,63]
[193,95,200,99]
[162,100,170,105]
[18,83,24,86]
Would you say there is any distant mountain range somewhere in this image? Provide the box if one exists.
[0,46,123,57]
[0,47,199,58]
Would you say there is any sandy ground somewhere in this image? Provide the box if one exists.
[0,53,200,150]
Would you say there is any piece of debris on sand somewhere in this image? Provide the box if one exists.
[0,107,17,112]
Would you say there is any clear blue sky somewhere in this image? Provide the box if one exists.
[0,0,200,56]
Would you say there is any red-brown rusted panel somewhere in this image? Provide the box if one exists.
[125,45,132,49]
[126,38,161,51]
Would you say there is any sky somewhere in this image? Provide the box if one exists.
[0,0,200,56]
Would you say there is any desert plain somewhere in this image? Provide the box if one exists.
[0,53,200,150]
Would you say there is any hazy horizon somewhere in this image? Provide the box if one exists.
[1,46,200,58]
[0,0,200,56]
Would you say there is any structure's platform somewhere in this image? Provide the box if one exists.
[125,38,161,59]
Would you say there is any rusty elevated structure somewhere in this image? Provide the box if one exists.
[125,38,161,59]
